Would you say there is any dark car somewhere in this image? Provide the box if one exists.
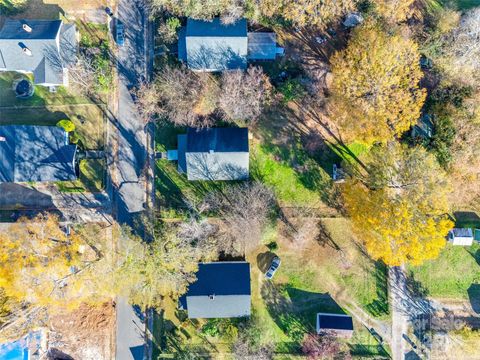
[265,256,281,280]
[116,21,125,46]
[105,7,113,17]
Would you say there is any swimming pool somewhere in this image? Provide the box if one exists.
[0,331,42,360]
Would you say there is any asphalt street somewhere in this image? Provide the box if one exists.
[113,0,149,359]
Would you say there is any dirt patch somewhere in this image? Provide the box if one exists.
[48,301,115,360]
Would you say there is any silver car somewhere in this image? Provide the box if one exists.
[265,256,281,279]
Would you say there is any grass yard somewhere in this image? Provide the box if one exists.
[152,217,390,359]
[0,104,105,150]
[0,72,88,107]
[56,159,106,193]
[408,243,480,299]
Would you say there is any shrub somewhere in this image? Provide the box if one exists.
[56,119,76,132]
[278,78,305,104]
[0,0,28,15]
[266,242,278,251]
[158,17,181,44]
[70,132,80,144]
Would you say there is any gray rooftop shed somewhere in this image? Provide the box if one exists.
[178,127,249,181]
[179,262,251,318]
[0,125,77,183]
[0,19,77,86]
[178,18,278,71]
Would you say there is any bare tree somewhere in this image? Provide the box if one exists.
[68,54,98,96]
[218,66,272,124]
[132,81,159,123]
[156,64,215,127]
[301,333,344,360]
[439,8,480,86]
[232,335,274,360]
[204,182,275,253]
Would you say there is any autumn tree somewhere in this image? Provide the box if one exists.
[219,66,272,124]
[204,182,275,254]
[0,214,115,309]
[113,224,216,310]
[435,8,480,87]
[132,81,160,123]
[274,0,355,29]
[329,22,426,144]
[0,0,28,15]
[149,0,244,22]
[343,142,453,266]
[373,0,416,24]
[155,64,217,127]
[301,333,344,360]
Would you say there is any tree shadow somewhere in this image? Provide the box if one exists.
[261,282,344,343]
[46,348,74,360]
[454,211,480,228]
[468,284,480,314]
[365,262,389,318]
[257,251,277,273]
[467,248,480,267]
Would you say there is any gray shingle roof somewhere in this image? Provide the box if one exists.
[180,262,251,318]
[184,18,248,71]
[247,32,277,60]
[0,125,77,183]
[451,228,474,238]
[178,128,249,181]
[0,19,77,86]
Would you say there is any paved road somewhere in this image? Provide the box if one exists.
[113,0,151,359]
[389,265,409,360]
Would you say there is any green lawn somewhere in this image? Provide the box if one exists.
[0,72,87,107]
[56,159,106,193]
[408,243,480,299]
[152,218,389,358]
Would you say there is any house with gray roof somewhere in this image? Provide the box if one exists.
[0,125,77,183]
[177,127,249,181]
[0,19,77,87]
[448,228,474,246]
[179,262,251,318]
[178,18,281,71]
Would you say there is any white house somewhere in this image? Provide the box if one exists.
[448,228,474,246]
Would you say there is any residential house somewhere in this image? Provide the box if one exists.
[177,127,249,181]
[448,228,474,246]
[179,262,251,319]
[0,19,77,87]
[178,18,281,71]
[0,125,77,183]
[316,313,354,338]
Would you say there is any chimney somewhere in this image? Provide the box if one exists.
[22,23,32,33]
[22,46,32,56]
[209,294,215,300]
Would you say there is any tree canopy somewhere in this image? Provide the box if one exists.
[329,22,426,144]
[343,143,453,266]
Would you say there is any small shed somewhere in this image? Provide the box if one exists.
[448,228,474,246]
[316,313,354,338]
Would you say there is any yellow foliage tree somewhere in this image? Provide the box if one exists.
[343,143,453,266]
[0,213,114,309]
[329,22,426,145]
[276,0,355,29]
[373,0,416,23]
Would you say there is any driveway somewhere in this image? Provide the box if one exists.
[0,183,111,222]
[112,0,152,359]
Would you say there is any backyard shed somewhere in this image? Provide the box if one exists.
[0,125,77,182]
[177,127,249,181]
[316,313,354,338]
[179,262,251,319]
[448,228,474,246]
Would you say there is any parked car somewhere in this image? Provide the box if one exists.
[116,20,125,46]
[105,7,113,17]
[265,256,281,279]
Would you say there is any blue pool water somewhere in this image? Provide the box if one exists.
[0,331,41,360]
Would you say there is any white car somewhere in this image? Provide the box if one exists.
[265,257,281,280]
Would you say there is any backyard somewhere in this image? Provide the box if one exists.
[152,217,390,358]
